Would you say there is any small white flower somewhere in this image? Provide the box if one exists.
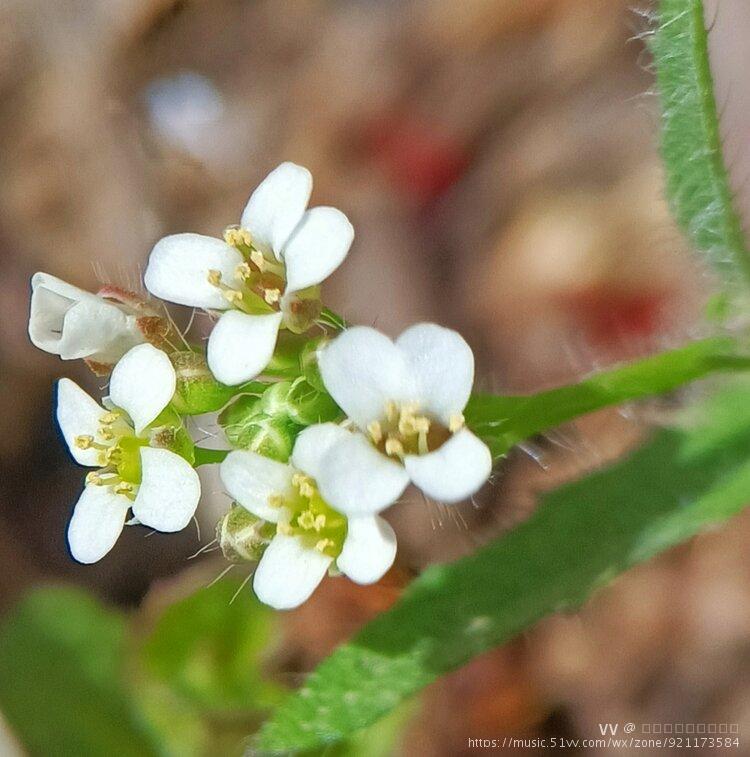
[144,162,354,385]
[57,343,200,563]
[318,323,492,504]
[29,272,146,366]
[220,423,400,609]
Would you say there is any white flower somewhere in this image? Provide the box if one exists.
[144,162,354,385]
[29,272,146,366]
[220,423,401,609]
[318,323,492,504]
[57,343,200,563]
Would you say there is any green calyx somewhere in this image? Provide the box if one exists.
[169,351,239,415]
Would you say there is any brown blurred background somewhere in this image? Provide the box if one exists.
[2,0,750,753]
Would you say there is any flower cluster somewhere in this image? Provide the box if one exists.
[29,162,492,609]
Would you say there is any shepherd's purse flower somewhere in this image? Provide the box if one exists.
[318,323,492,503]
[58,343,200,563]
[219,423,400,609]
[144,162,354,385]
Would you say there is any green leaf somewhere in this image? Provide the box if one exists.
[255,380,750,753]
[653,0,750,286]
[466,336,750,457]
[0,587,159,757]
[139,579,285,713]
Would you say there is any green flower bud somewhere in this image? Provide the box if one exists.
[217,504,275,563]
[284,378,341,426]
[169,351,237,414]
[300,337,327,392]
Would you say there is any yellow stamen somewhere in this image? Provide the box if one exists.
[277,522,293,536]
[113,482,134,496]
[264,288,281,305]
[449,413,465,433]
[385,437,405,458]
[236,262,253,281]
[98,427,114,441]
[85,472,101,485]
[100,411,120,425]
[207,269,222,287]
[367,420,383,444]
[385,401,399,423]
[74,434,94,449]
[250,250,266,271]
[313,514,326,532]
[297,510,316,530]
[315,538,334,553]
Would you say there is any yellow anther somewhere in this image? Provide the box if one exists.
[85,472,101,485]
[223,289,244,304]
[74,434,94,449]
[385,437,405,458]
[250,249,266,271]
[264,288,281,305]
[235,262,253,281]
[313,514,326,532]
[113,482,134,496]
[277,522,293,536]
[100,411,120,425]
[207,269,222,287]
[385,401,399,423]
[315,538,334,553]
[98,427,114,441]
[449,413,465,433]
[268,493,285,509]
[104,447,121,463]
[367,420,383,444]
[298,510,316,530]
[300,481,315,499]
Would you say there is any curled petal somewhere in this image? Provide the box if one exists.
[144,233,243,309]
[240,162,312,258]
[131,447,201,532]
[56,378,107,466]
[309,426,410,516]
[318,326,414,429]
[67,484,130,564]
[283,207,354,293]
[220,450,293,523]
[396,323,475,423]
[109,344,176,434]
[337,515,397,585]
[29,272,143,362]
[404,429,492,504]
[253,534,331,610]
[207,310,282,385]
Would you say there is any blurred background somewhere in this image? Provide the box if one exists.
[2,0,750,754]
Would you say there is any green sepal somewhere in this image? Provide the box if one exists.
[169,351,238,415]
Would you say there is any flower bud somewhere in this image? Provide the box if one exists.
[217,504,274,563]
[169,351,237,414]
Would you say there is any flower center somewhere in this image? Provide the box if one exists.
[75,410,148,498]
[366,401,464,459]
[270,472,347,558]
[206,226,287,314]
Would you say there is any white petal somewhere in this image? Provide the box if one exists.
[109,344,176,434]
[131,447,201,532]
[220,450,294,522]
[56,378,107,466]
[253,534,331,610]
[283,207,354,293]
[207,310,282,385]
[313,429,410,516]
[240,162,312,258]
[290,422,351,479]
[29,272,142,362]
[317,326,414,429]
[144,233,243,309]
[67,484,130,563]
[404,429,492,504]
[337,515,397,585]
[396,323,475,424]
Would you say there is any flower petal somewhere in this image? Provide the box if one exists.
[313,429,410,515]
[317,326,414,429]
[56,378,107,466]
[144,233,243,309]
[109,344,176,434]
[396,322,474,423]
[131,447,201,532]
[283,207,354,293]
[290,422,351,480]
[207,310,282,385]
[337,515,397,585]
[253,534,331,610]
[240,162,312,257]
[404,428,492,503]
[220,449,293,523]
[29,273,142,362]
[67,484,130,563]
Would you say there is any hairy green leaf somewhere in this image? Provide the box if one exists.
[255,381,750,753]
[653,0,750,285]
